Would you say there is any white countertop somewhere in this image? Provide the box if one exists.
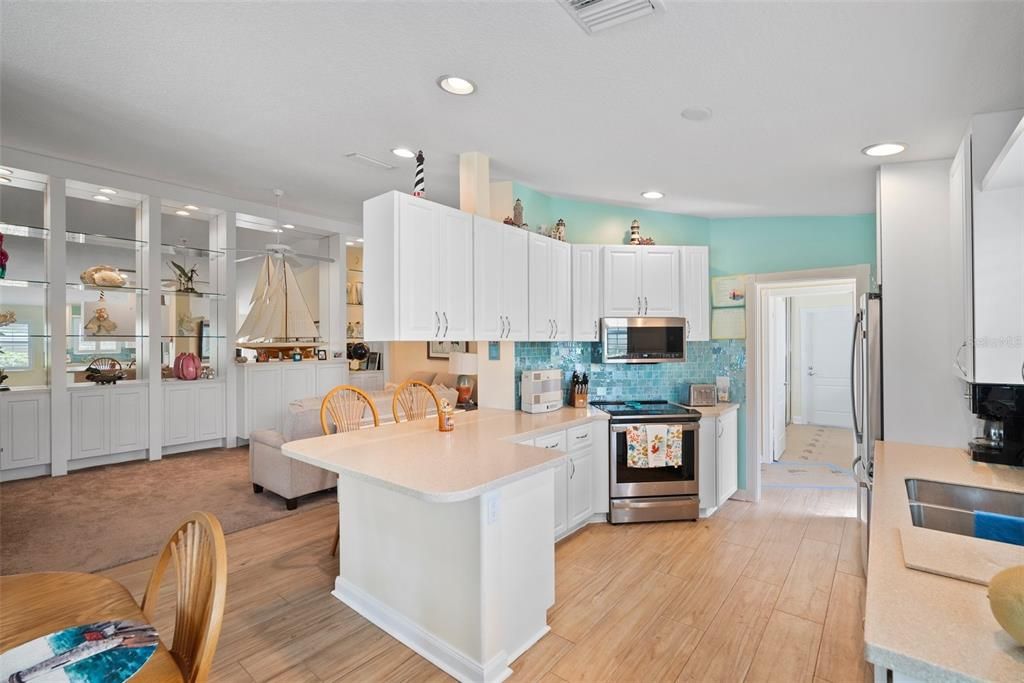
[282,406,608,503]
[684,402,739,417]
[864,441,1024,682]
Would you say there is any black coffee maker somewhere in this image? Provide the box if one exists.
[969,384,1024,467]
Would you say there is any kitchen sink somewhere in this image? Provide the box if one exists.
[906,479,1024,539]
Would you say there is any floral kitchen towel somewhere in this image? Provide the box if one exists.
[626,425,683,468]
[626,425,649,467]
[647,425,668,467]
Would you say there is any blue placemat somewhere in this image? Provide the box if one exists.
[0,620,157,683]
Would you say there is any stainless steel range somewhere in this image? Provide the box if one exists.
[591,400,702,524]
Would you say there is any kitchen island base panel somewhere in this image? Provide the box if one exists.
[332,469,556,683]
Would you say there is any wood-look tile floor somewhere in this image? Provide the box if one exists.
[102,487,871,682]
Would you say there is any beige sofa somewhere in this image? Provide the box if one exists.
[249,373,468,509]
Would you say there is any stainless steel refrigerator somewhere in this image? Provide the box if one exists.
[851,292,883,568]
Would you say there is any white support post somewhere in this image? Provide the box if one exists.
[219,211,238,447]
[45,177,68,476]
[140,196,162,460]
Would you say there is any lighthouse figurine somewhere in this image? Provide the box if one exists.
[413,151,425,197]
[629,219,641,245]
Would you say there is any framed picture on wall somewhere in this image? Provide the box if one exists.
[367,351,380,370]
[427,341,467,360]
[316,349,328,361]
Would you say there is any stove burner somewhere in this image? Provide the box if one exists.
[591,399,701,421]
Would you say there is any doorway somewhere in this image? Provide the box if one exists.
[758,281,858,490]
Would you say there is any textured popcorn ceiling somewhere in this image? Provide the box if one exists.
[2,1,1022,222]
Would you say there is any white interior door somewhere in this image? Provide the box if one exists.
[802,306,854,428]
[768,297,788,460]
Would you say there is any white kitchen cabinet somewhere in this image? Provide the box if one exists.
[680,246,710,341]
[196,383,225,441]
[71,385,149,460]
[948,110,1024,385]
[0,391,50,470]
[363,191,474,341]
[315,363,348,396]
[474,217,529,340]
[697,406,739,515]
[571,245,602,341]
[568,447,594,528]
[528,234,571,341]
[640,247,681,316]
[533,430,568,537]
[602,246,681,317]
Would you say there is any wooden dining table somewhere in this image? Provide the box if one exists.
[0,572,183,682]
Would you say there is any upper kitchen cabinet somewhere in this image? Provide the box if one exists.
[571,245,602,341]
[528,234,571,341]
[950,110,1024,385]
[680,246,710,342]
[363,192,474,341]
[602,246,680,317]
[474,217,529,340]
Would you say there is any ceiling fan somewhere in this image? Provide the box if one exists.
[230,189,336,266]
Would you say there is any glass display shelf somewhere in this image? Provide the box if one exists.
[67,283,147,294]
[0,223,49,240]
[160,289,224,299]
[0,333,51,338]
[0,278,49,289]
[66,231,146,249]
[66,334,147,340]
[161,243,225,259]
[161,335,226,339]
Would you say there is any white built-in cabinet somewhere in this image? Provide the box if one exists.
[71,385,149,460]
[680,246,711,341]
[949,110,1024,385]
[163,382,225,446]
[238,361,348,438]
[518,421,602,541]
[697,406,739,516]
[602,246,681,317]
[474,217,529,340]
[528,234,571,341]
[571,245,602,341]
[363,191,474,341]
[0,391,51,471]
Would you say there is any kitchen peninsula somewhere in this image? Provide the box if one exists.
[282,407,609,683]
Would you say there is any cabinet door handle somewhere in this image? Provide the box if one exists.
[498,315,504,339]
[434,312,440,338]
[717,422,724,438]
[637,296,642,315]
[442,312,449,337]
[503,316,510,338]
[684,319,690,341]
[570,459,576,478]
[555,320,560,338]
[544,443,558,449]
[594,319,598,339]
[644,296,649,315]
[575,433,588,440]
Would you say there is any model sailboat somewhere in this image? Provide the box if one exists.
[237,255,321,357]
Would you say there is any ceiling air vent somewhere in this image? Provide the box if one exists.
[557,0,662,34]
[344,152,395,170]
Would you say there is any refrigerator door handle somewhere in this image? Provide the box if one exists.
[850,312,864,445]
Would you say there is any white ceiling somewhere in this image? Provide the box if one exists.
[2,1,1022,222]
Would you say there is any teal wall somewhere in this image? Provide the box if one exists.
[511,183,875,491]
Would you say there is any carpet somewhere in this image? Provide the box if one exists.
[0,447,335,575]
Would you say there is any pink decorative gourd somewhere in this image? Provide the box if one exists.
[174,352,201,380]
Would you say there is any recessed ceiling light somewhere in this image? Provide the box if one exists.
[0,168,12,176]
[356,238,364,243]
[0,177,10,184]
[391,148,416,159]
[437,75,476,95]
[92,194,111,201]
[98,187,117,195]
[345,241,355,246]
[281,223,295,229]
[175,209,191,216]
[680,107,713,122]
[183,204,199,211]
[641,191,664,200]
[862,142,906,157]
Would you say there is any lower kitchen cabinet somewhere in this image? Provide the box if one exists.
[0,390,50,470]
[697,405,739,515]
[523,421,601,541]
[71,385,149,460]
[164,381,225,446]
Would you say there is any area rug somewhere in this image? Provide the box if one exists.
[0,447,334,575]
[779,424,855,472]
[762,462,856,489]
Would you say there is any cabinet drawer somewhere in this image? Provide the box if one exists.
[567,423,593,451]
[533,430,567,452]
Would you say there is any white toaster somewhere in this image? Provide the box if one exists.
[520,369,563,414]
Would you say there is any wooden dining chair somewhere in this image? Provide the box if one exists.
[391,379,444,430]
[321,385,380,556]
[141,511,227,683]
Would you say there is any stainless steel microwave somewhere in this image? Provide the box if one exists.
[601,317,688,363]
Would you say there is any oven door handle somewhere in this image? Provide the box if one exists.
[611,422,699,433]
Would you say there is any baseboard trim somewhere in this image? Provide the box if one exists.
[333,577,512,683]
[162,438,226,456]
[68,450,146,471]
[792,417,806,425]
[0,463,51,482]
[505,624,550,663]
